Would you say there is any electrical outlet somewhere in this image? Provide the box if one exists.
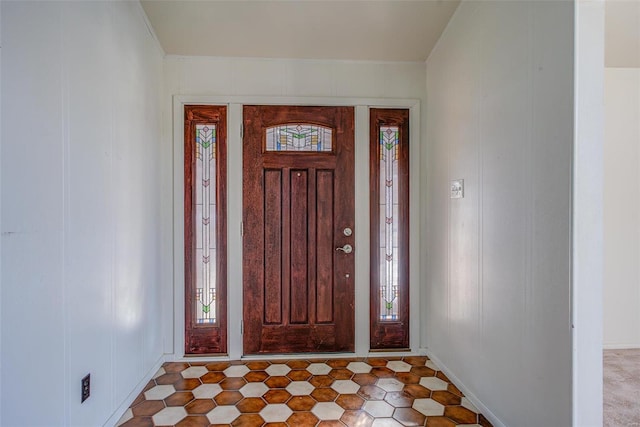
[81,374,90,403]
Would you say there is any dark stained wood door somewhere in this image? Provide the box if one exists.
[243,106,355,354]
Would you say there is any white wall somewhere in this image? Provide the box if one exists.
[163,57,426,359]
[1,2,165,426]
[425,2,574,426]
[604,67,640,348]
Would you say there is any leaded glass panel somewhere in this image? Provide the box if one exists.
[266,124,332,152]
[195,124,217,324]
[379,126,400,321]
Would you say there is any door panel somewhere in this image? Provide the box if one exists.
[243,105,355,354]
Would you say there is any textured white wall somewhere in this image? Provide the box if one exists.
[1,2,165,426]
[425,2,574,426]
[604,67,640,349]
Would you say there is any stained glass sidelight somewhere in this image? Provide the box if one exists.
[266,124,332,152]
[195,124,217,324]
[379,126,400,321]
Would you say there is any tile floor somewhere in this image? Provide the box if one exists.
[117,356,493,427]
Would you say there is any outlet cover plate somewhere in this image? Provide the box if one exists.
[81,374,90,403]
[451,179,464,199]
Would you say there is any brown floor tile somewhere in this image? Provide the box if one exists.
[479,413,494,427]
[287,369,312,381]
[384,391,414,408]
[165,391,195,406]
[206,361,231,371]
[287,411,319,426]
[215,391,244,405]
[311,387,339,402]
[120,416,154,427]
[310,375,334,388]
[352,373,377,386]
[174,378,202,391]
[335,394,365,410]
[371,367,394,378]
[264,423,287,427]
[265,376,291,388]
[403,384,431,399]
[446,383,464,397]
[341,410,374,427]
[131,400,165,417]
[236,397,267,413]
[435,371,450,383]
[232,413,265,426]
[175,415,211,427]
[130,392,146,407]
[201,371,226,383]
[188,361,209,366]
[410,366,437,377]
[246,361,270,370]
[425,416,457,427]
[431,390,461,406]
[329,368,353,380]
[263,389,291,403]
[327,359,350,368]
[392,407,426,426]
[163,363,190,373]
[287,395,317,411]
[155,372,182,385]
[444,405,478,424]
[395,372,420,384]
[358,385,386,401]
[185,399,216,414]
[220,377,247,390]
[244,371,269,382]
[142,380,156,392]
[287,360,310,369]
[367,358,388,367]
[318,420,345,427]
[403,356,428,366]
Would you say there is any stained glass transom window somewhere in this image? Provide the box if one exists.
[266,124,333,152]
[195,124,217,324]
[379,126,400,321]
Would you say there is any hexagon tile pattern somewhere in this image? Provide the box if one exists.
[117,356,493,427]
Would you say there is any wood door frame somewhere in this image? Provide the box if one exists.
[184,105,228,354]
[369,108,410,350]
[172,96,421,360]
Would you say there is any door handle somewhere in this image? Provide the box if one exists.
[336,244,353,254]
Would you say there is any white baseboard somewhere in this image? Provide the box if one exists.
[603,344,640,350]
[423,349,506,427]
[103,355,167,427]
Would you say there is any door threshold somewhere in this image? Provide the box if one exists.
[170,350,419,363]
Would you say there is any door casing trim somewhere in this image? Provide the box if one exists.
[172,95,421,360]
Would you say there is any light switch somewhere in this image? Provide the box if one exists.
[450,179,464,199]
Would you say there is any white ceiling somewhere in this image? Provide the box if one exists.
[606,0,640,68]
[140,0,461,62]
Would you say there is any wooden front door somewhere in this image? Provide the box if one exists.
[243,106,355,354]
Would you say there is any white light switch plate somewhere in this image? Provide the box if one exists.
[451,179,464,199]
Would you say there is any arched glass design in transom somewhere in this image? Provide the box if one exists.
[265,124,333,152]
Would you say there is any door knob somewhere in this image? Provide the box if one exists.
[336,244,353,254]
